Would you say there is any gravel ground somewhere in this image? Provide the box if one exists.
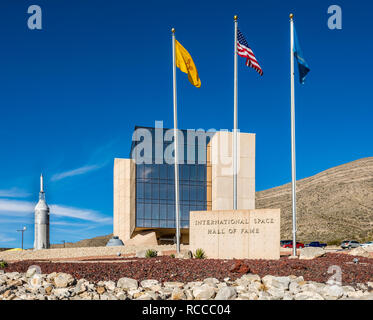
[3,253,373,286]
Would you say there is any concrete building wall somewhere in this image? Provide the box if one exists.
[113,158,136,242]
[210,131,255,211]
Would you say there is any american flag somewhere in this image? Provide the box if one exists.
[237,28,263,76]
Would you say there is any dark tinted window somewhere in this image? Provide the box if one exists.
[131,126,210,229]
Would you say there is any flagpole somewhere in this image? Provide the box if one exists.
[290,13,297,257]
[233,15,238,210]
[172,28,181,254]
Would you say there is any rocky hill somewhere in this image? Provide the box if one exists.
[51,234,112,248]
[256,157,373,243]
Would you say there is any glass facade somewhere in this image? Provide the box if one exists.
[131,126,210,229]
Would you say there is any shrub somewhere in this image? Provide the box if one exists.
[170,254,175,258]
[0,260,8,268]
[193,248,206,259]
[145,249,158,258]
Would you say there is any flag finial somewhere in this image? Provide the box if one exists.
[290,13,294,20]
[234,15,238,21]
[171,28,175,33]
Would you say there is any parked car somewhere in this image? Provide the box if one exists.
[305,241,327,248]
[280,240,292,247]
[283,242,305,249]
[360,241,373,248]
[341,240,360,249]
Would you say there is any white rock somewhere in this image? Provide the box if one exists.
[135,293,152,300]
[300,283,318,293]
[257,291,271,300]
[184,289,194,300]
[322,285,344,298]
[215,286,236,300]
[54,273,75,288]
[203,278,219,286]
[262,275,290,290]
[241,274,261,282]
[103,281,116,291]
[266,287,285,299]
[117,277,138,290]
[171,287,186,300]
[6,272,20,280]
[116,292,127,300]
[238,292,258,300]
[185,281,203,289]
[140,279,159,288]
[74,281,87,294]
[295,291,324,300]
[193,284,216,300]
[53,288,71,298]
[283,292,294,300]
[299,247,326,260]
[163,281,184,288]
[26,267,38,278]
[289,282,300,294]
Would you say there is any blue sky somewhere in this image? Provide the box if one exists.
[0,0,372,248]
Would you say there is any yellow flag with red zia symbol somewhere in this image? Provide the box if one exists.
[175,40,201,88]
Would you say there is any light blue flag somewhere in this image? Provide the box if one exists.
[293,26,310,84]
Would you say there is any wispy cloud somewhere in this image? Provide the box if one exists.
[50,140,117,182]
[51,164,102,181]
[0,188,31,198]
[0,199,111,224]
[0,199,34,215]
[50,204,112,224]
[0,235,16,243]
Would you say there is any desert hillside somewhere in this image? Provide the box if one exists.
[256,157,373,243]
[51,234,112,248]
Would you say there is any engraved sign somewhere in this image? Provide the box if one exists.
[190,209,280,260]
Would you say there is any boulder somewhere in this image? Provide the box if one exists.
[266,287,285,299]
[53,288,71,298]
[117,277,138,290]
[299,247,326,260]
[140,279,159,288]
[215,287,236,300]
[103,281,116,291]
[203,278,219,287]
[163,281,184,289]
[74,281,87,295]
[262,275,290,290]
[215,286,236,300]
[193,284,216,300]
[322,285,344,298]
[54,273,75,288]
[348,246,370,258]
[241,274,261,282]
[26,267,39,278]
[96,286,106,295]
[171,287,186,300]
[176,250,193,259]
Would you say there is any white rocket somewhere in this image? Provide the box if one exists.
[34,174,50,250]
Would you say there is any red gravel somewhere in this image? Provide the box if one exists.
[3,253,373,286]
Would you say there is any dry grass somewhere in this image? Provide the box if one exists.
[256,157,373,243]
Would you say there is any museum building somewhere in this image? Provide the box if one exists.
[113,125,255,244]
